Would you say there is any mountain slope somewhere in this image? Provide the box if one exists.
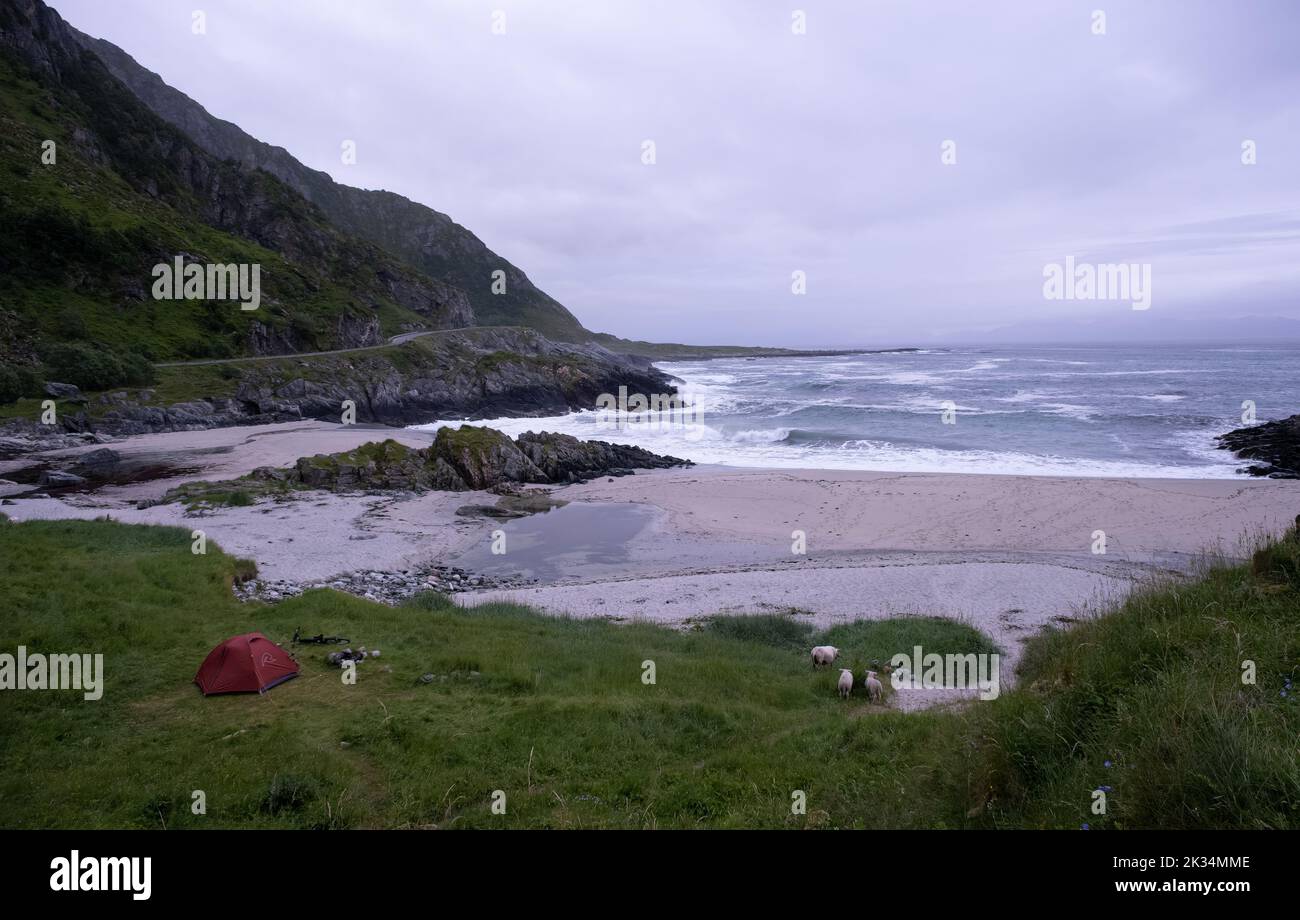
[0,0,472,381]
[73,23,592,343]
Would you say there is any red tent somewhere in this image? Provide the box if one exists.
[195,633,299,695]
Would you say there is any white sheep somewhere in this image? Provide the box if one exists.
[837,668,854,699]
[864,669,883,702]
[810,645,840,668]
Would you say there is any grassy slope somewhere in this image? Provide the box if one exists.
[0,517,1296,829]
[969,537,1300,828]
[0,49,440,366]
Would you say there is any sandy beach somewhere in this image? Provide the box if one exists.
[5,421,1299,705]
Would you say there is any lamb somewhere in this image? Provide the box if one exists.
[837,668,855,699]
[810,645,840,668]
[864,669,883,702]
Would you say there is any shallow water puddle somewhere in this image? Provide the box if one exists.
[451,501,658,582]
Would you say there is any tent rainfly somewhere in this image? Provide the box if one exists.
[194,633,299,696]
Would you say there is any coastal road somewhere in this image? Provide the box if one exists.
[152,328,889,368]
[152,326,479,368]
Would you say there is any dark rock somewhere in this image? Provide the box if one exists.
[38,470,87,487]
[454,504,530,519]
[516,430,687,481]
[43,382,83,400]
[0,425,115,457]
[69,447,121,471]
[1216,414,1300,479]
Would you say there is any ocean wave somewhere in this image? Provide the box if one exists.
[727,427,793,444]
[1040,403,1101,421]
[1166,426,1242,467]
[958,359,1011,372]
[991,390,1053,404]
[1011,368,1204,379]
[857,371,943,386]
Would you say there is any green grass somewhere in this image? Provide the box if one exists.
[152,480,297,511]
[0,516,1296,829]
[962,542,1300,829]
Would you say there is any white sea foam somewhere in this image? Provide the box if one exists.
[993,390,1053,404]
[1040,403,1101,421]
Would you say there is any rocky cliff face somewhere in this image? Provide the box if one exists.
[43,327,675,437]
[72,20,588,342]
[1217,414,1300,479]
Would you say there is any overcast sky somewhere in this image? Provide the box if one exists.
[56,0,1300,346]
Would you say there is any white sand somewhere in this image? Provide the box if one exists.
[2,422,477,580]
[548,466,1298,560]
[37,420,438,488]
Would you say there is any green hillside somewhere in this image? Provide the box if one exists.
[0,3,473,401]
[76,22,592,343]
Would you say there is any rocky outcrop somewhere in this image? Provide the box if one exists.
[1217,414,1300,479]
[156,426,688,505]
[515,431,684,481]
[247,322,308,357]
[283,426,688,494]
[288,431,538,493]
[29,327,674,439]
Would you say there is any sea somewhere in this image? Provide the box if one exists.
[413,344,1300,478]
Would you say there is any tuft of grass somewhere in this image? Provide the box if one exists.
[261,774,319,816]
[231,557,259,584]
[703,613,812,649]
[1251,524,1300,589]
[819,616,999,670]
[401,590,455,612]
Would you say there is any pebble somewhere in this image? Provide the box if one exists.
[232,564,536,606]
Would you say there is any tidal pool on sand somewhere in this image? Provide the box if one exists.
[451,501,658,583]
